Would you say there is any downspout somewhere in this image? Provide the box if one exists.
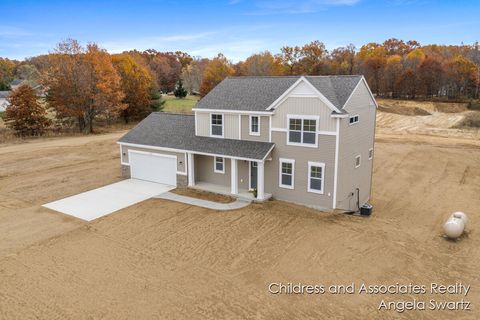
[332,117,340,209]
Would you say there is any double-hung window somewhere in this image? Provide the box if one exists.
[249,115,260,135]
[214,156,225,173]
[211,114,223,137]
[288,116,317,146]
[279,158,294,189]
[308,162,325,194]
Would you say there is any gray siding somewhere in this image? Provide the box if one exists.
[224,114,239,139]
[120,145,186,174]
[336,80,376,210]
[240,115,269,142]
[271,97,336,132]
[265,131,336,210]
[196,112,210,136]
[194,154,231,186]
[195,112,239,139]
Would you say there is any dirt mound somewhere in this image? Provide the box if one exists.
[378,104,431,116]
[453,111,480,128]
[377,98,468,114]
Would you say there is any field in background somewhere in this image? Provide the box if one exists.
[162,94,199,113]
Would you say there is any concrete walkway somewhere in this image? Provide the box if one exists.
[155,192,251,211]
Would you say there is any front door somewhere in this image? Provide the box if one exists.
[250,161,257,189]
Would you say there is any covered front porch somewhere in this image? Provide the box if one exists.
[191,182,272,202]
[186,152,271,202]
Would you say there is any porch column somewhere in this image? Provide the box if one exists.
[231,158,238,194]
[257,161,265,200]
[187,152,195,187]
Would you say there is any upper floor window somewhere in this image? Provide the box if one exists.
[211,114,223,137]
[287,116,317,146]
[249,115,260,136]
[349,115,359,125]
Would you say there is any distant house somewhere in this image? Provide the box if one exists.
[118,75,377,211]
[0,91,9,112]
[10,79,26,91]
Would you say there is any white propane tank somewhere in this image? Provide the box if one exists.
[443,216,465,239]
[451,211,468,225]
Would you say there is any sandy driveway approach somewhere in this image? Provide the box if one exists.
[0,128,479,319]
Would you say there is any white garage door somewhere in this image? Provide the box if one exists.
[129,150,177,186]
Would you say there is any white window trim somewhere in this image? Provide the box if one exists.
[286,114,319,148]
[214,156,225,173]
[349,114,359,126]
[369,148,373,160]
[355,155,361,168]
[210,113,224,138]
[307,161,325,194]
[279,158,295,189]
[249,115,261,136]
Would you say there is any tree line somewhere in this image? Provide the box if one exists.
[1,38,479,136]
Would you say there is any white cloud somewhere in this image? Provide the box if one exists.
[246,0,361,15]
[101,32,217,53]
[0,26,32,37]
[189,39,266,61]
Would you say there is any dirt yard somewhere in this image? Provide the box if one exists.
[0,114,479,319]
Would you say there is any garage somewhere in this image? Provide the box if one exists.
[129,150,177,186]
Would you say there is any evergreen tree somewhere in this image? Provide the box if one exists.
[174,79,188,98]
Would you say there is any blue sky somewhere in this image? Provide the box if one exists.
[0,0,479,61]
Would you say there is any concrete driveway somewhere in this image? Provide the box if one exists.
[43,179,174,221]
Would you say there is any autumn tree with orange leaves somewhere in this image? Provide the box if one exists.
[235,51,283,76]
[199,54,234,97]
[44,39,125,133]
[112,54,155,123]
[5,84,51,136]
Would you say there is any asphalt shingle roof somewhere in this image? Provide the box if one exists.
[194,75,362,112]
[118,113,274,160]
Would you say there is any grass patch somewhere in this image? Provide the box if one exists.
[454,112,480,128]
[162,94,200,114]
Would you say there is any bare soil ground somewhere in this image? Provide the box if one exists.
[377,98,480,140]
[0,109,479,319]
[172,187,235,203]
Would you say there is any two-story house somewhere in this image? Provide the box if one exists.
[118,75,377,211]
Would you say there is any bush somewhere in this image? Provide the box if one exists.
[150,91,166,112]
